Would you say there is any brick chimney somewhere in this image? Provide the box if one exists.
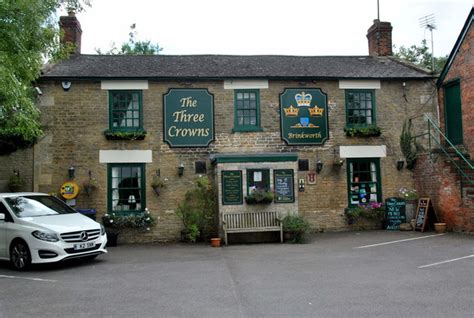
[367,19,393,56]
[59,11,82,54]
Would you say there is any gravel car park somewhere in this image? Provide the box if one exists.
[0,231,473,317]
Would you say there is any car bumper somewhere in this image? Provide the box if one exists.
[28,235,108,264]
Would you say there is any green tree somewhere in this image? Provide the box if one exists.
[96,24,163,55]
[394,39,448,72]
[0,0,90,155]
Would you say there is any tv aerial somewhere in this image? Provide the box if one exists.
[419,14,437,71]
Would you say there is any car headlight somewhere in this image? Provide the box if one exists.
[32,230,59,242]
[100,224,106,236]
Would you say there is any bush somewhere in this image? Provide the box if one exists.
[176,176,216,242]
[282,215,310,243]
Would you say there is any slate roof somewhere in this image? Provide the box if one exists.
[41,54,434,80]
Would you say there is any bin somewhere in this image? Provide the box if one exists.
[77,208,97,221]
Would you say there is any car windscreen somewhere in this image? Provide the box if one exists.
[5,195,77,218]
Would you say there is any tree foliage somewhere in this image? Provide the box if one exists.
[394,39,448,72]
[96,24,163,55]
[0,0,90,155]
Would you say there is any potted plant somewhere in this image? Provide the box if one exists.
[176,176,216,242]
[398,187,418,220]
[345,202,385,227]
[245,188,274,204]
[344,125,382,137]
[150,176,166,196]
[102,208,156,246]
[8,172,25,192]
[282,215,310,243]
[82,176,98,196]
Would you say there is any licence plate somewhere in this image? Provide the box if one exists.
[73,242,95,250]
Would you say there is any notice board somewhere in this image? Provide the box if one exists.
[385,197,406,230]
[274,169,295,203]
[222,170,242,205]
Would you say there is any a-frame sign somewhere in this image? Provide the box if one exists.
[414,197,439,232]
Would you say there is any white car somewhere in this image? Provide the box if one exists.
[0,193,107,270]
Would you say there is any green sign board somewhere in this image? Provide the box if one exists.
[274,169,294,203]
[280,88,328,145]
[163,89,214,147]
[222,170,243,205]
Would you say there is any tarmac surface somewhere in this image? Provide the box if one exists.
[0,231,473,318]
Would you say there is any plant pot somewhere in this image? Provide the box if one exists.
[210,238,221,247]
[151,186,161,196]
[434,223,447,234]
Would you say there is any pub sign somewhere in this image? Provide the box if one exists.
[280,88,328,145]
[163,89,214,147]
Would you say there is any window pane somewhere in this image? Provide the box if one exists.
[110,91,142,130]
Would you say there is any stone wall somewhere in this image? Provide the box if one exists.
[0,78,437,241]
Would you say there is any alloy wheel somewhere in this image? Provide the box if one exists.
[10,241,31,270]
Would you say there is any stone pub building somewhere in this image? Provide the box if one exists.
[0,14,438,242]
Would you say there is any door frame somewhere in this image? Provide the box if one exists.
[443,78,463,145]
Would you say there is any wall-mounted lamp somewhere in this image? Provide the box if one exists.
[316,160,324,174]
[396,159,405,171]
[68,166,75,179]
[178,162,185,176]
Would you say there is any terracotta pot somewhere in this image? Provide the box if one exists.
[434,223,447,234]
[210,238,221,247]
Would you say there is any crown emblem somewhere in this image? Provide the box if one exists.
[309,105,324,117]
[284,105,299,116]
[295,92,312,107]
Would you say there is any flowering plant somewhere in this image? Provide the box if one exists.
[245,187,274,204]
[346,202,385,224]
[102,208,155,231]
[398,188,418,201]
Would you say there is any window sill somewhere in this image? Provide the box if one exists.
[104,130,147,140]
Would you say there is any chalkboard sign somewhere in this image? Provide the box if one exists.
[222,171,243,205]
[274,169,294,203]
[385,197,406,230]
[414,198,438,232]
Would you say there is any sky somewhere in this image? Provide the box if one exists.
[65,0,473,57]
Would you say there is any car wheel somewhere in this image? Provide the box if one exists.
[10,240,32,271]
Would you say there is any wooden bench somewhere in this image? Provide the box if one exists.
[222,211,283,245]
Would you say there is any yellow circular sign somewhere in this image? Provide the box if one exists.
[60,181,79,200]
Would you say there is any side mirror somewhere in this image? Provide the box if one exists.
[0,213,5,221]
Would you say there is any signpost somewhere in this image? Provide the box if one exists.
[280,88,328,145]
[274,169,294,203]
[163,89,214,147]
[385,197,406,230]
[222,171,243,205]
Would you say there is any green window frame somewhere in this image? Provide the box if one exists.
[233,89,262,132]
[107,163,146,213]
[346,158,382,207]
[246,169,270,194]
[109,90,143,131]
[345,90,376,127]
